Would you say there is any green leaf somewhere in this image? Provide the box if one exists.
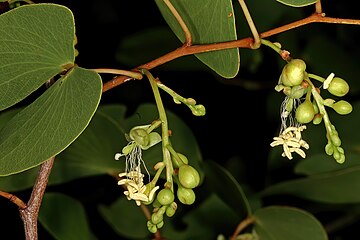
[162,194,241,240]
[261,166,360,204]
[202,160,251,218]
[98,197,149,239]
[155,0,239,78]
[254,206,328,240]
[0,107,125,191]
[39,193,96,240]
[295,153,360,176]
[275,0,318,7]
[0,67,102,176]
[0,3,75,110]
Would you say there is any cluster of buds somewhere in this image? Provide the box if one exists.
[272,57,352,163]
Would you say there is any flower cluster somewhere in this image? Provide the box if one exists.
[118,167,159,206]
[270,126,309,160]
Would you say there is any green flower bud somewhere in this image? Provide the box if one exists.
[156,221,164,229]
[147,221,157,234]
[178,165,200,189]
[332,100,353,115]
[330,134,341,147]
[130,128,149,147]
[151,212,163,225]
[328,77,349,97]
[312,114,322,125]
[325,143,334,155]
[295,100,315,124]
[156,188,175,206]
[280,59,306,87]
[165,202,177,217]
[177,186,196,205]
[289,85,307,99]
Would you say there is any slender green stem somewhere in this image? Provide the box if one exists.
[238,0,261,49]
[151,164,165,185]
[147,119,162,133]
[141,69,174,190]
[166,144,185,167]
[308,73,326,83]
[261,39,281,54]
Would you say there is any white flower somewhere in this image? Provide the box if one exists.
[270,126,309,160]
[118,167,159,206]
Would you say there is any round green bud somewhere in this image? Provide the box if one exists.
[280,59,306,87]
[177,187,196,205]
[312,114,323,125]
[289,85,307,99]
[147,221,157,233]
[178,165,200,189]
[332,100,353,115]
[330,134,341,147]
[328,77,349,97]
[151,212,163,225]
[156,188,175,206]
[165,202,178,217]
[156,221,164,229]
[295,100,315,124]
[130,128,149,147]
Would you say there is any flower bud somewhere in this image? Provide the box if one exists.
[328,77,349,97]
[165,202,177,217]
[156,188,175,206]
[130,128,149,147]
[177,186,196,205]
[332,100,353,115]
[280,59,306,87]
[295,100,315,124]
[178,165,200,189]
[151,212,163,225]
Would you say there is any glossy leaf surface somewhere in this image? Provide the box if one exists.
[202,160,251,218]
[0,4,75,110]
[261,166,360,203]
[254,206,328,240]
[0,67,102,176]
[275,0,318,7]
[39,193,96,240]
[155,0,239,78]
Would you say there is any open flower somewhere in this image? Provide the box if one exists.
[118,167,159,206]
[270,126,309,160]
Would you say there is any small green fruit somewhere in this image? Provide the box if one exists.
[177,187,196,205]
[332,100,353,115]
[280,59,306,87]
[295,100,315,124]
[156,188,175,206]
[178,165,200,189]
[328,77,349,97]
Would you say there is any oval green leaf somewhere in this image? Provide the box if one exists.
[254,206,328,240]
[261,166,360,204]
[99,197,149,239]
[0,66,102,176]
[202,160,251,218]
[155,0,239,78]
[0,3,75,110]
[275,0,318,7]
[39,193,96,240]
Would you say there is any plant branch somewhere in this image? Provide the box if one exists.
[163,0,192,46]
[315,1,323,14]
[19,157,55,240]
[102,14,360,93]
[0,190,27,209]
[230,215,255,240]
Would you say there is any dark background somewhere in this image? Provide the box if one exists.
[1,0,360,239]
